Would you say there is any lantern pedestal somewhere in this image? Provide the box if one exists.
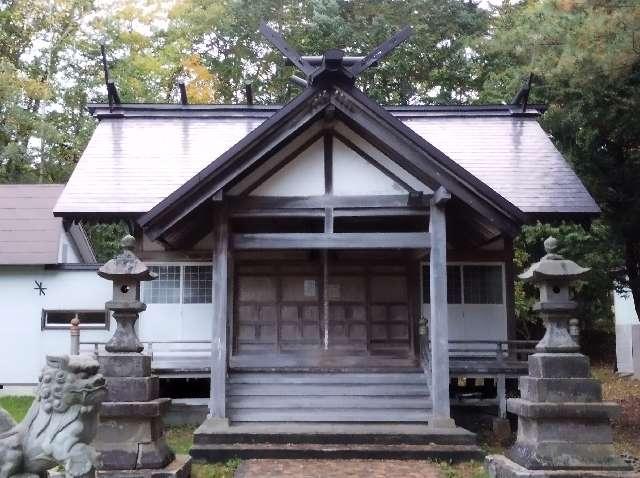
[486,238,632,477]
[93,236,191,478]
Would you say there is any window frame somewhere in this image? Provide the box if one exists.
[144,262,214,305]
[420,261,506,306]
[41,309,110,330]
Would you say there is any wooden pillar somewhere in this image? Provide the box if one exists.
[429,187,455,428]
[210,206,229,419]
[504,236,517,341]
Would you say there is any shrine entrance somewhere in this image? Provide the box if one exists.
[230,250,420,370]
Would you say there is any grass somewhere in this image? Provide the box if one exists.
[0,395,33,422]
[438,460,490,478]
[166,426,240,478]
[592,364,640,458]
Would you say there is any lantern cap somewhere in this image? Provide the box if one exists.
[518,236,590,283]
[98,235,157,282]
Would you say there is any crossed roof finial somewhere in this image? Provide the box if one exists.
[259,21,413,86]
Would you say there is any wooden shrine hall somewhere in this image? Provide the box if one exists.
[54,26,600,459]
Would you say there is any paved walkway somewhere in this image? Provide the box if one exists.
[234,459,442,477]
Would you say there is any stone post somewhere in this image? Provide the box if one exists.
[486,237,633,477]
[70,317,80,355]
[93,235,191,478]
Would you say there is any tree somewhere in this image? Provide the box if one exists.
[164,0,492,105]
[0,0,96,184]
[481,0,640,318]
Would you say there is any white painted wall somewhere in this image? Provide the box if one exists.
[613,287,640,375]
[421,262,508,354]
[58,230,82,263]
[251,138,325,196]
[0,266,214,386]
[0,267,111,386]
[333,138,407,195]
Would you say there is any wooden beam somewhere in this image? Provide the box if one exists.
[179,82,188,105]
[504,236,516,342]
[348,26,413,77]
[324,208,334,233]
[259,21,314,76]
[333,208,426,217]
[232,232,430,250]
[230,194,429,210]
[324,133,333,194]
[432,186,451,206]
[428,197,454,428]
[210,206,229,419]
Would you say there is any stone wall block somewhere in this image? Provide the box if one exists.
[528,354,590,378]
[105,376,159,402]
[507,442,629,471]
[100,353,152,377]
[95,417,165,444]
[519,376,602,402]
[507,398,620,420]
[98,443,140,470]
[137,439,175,469]
[100,398,171,419]
[516,418,614,444]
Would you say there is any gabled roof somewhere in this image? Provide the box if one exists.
[54,100,599,227]
[0,184,95,265]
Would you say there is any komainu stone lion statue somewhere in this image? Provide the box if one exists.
[0,355,106,478]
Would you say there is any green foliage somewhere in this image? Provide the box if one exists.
[166,426,240,478]
[514,221,623,339]
[480,0,640,318]
[84,222,129,263]
[163,0,490,105]
[0,395,34,422]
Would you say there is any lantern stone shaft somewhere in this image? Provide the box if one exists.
[98,235,157,353]
[518,236,589,353]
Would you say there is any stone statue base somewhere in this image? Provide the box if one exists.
[94,353,191,478]
[95,455,191,478]
[487,353,631,477]
[486,455,636,478]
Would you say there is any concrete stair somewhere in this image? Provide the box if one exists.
[190,372,482,462]
[228,372,432,423]
[191,421,483,462]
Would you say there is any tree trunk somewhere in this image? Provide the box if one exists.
[625,239,640,318]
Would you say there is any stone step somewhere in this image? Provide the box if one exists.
[193,421,478,446]
[230,395,432,409]
[190,442,484,462]
[229,408,430,422]
[229,372,427,385]
[230,383,430,396]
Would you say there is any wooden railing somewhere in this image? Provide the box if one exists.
[81,338,537,368]
[448,339,537,362]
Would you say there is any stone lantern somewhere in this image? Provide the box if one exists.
[98,235,156,353]
[486,236,632,477]
[518,236,589,353]
[94,235,191,478]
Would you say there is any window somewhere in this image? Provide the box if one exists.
[42,310,108,330]
[422,265,462,304]
[144,265,181,304]
[422,264,503,305]
[463,265,503,304]
[183,265,213,304]
[143,264,213,304]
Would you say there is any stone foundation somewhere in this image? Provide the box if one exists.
[486,455,636,478]
[95,352,191,477]
[487,353,631,476]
